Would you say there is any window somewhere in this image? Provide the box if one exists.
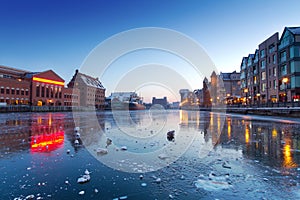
[261,72,266,80]
[273,67,277,76]
[6,88,10,94]
[273,54,276,64]
[51,87,54,98]
[46,88,49,98]
[269,81,272,89]
[0,88,4,94]
[41,86,45,97]
[36,86,40,97]
[254,76,257,84]
[260,49,265,58]
[262,83,266,92]
[16,89,19,95]
[274,80,277,89]
[11,89,15,95]
[291,61,300,73]
[281,65,287,75]
[291,76,300,88]
[21,90,24,95]
[25,90,28,96]
[290,46,300,58]
[261,60,266,69]
[269,69,271,76]
[280,51,287,62]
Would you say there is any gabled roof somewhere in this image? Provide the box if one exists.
[279,26,300,41]
[77,72,105,89]
[287,27,300,35]
[248,54,255,59]
[33,70,65,82]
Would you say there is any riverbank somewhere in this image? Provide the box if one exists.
[197,106,300,117]
[0,106,97,113]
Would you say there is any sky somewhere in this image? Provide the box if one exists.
[1,0,300,103]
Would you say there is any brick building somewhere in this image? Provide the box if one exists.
[67,70,105,109]
[0,65,80,106]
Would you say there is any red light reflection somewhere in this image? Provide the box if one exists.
[31,131,64,153]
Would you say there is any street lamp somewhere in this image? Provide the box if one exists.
[283,77,288,103]
[244,88,248,106]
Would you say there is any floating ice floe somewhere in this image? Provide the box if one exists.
[78,190,85,195]
[106,138,112,147]
[155,177,161,183]
[74,127,80,132]
[158,153,169,160]
[25,194,35,199]
[74,139,79,145]
[96,148,108,155]
[194,172,232,191]
[121,146,128,151]
[119,196,128,199]
[77,170,91,184]
[141,183,147,187]
[94,188,99,193]
[195,178,232,191]
[75,132,81,139]
[66,149,70,154]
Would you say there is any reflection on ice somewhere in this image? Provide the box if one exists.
[0,110,300,199]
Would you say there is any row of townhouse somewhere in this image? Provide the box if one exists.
[240,27,300,104]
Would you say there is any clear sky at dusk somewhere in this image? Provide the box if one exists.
[1,0,300,102]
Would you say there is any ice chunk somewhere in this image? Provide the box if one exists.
[194,179,232,191]
[74,139,79,145]
[119,196,128,199]
[141,183,147,187]
[77,174,90,184]
[155,177,161,183]
[94,188,99,193]
[121,146,128,151]
[158,153,169,160]
[78,190,85,195]
[84,169,90,175]
[25,195,35,199]
[96,148,108,155]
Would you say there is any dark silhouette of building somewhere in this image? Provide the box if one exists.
[152,97,168,108]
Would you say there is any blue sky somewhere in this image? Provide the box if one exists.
[1,0,300,102]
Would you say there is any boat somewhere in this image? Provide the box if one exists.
[109,92,145,110]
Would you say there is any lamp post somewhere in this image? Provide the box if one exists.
[283,77,288,104]
[244,88,248,106]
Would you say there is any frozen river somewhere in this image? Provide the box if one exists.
[0,110,300,199]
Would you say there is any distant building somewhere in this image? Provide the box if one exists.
[202,77,211,107]
[152,97,168,108]
[68,70,105,109]
[220,70,241,98]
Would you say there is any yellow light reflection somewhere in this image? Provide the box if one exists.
[272,128,277,139]
[227,119,231,140]
[283,138,297,169]
[245,125,250,144]
[37,116,42,124]
[179,110,188,125]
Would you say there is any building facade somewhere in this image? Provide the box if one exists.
[278,27,300,102]
[68,70,105,109]
[240,27,300,104]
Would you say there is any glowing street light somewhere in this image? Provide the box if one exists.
[244,88,248,105]
[282,78,288,103]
